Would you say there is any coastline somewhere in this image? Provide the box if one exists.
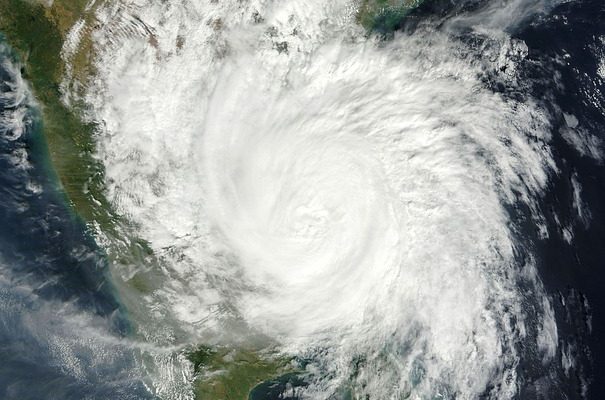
[0,2,424,398]
[0,3,300,398]
[0,33,131,330]
[0,0,115,229]
[0,28,136,334]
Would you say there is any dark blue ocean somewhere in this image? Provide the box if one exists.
[515,0,605,396]
[1,0,604,399]
[0,40,152,399]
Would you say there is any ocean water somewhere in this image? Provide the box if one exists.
[0,39,152,400]
[0,0,604,399]
[514,0,605,395]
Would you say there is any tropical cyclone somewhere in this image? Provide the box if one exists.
[77,0,563,398]
[0,0,567,398]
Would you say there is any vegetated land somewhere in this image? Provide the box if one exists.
[0,2,417,398]
[0,0,115,228]
[0,0,422,225]
[357,0,424,33]
[187,345,298,400]
[0,0,159,297]
[0,4,298,398]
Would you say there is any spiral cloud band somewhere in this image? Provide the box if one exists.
[75,0,562,397]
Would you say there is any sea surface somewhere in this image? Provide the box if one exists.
[0,39,151,399]
[1,0,605,399]
[514,0,605,396]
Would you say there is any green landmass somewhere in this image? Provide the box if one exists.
[0,0,161,299]
[0,2,421,398]
[0,0,427,240]
[0,0,114,228]
[357,0,424,33]
[0,5,295,399]
[187,345,298,400]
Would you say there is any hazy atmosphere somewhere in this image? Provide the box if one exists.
[0,0,604,399]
